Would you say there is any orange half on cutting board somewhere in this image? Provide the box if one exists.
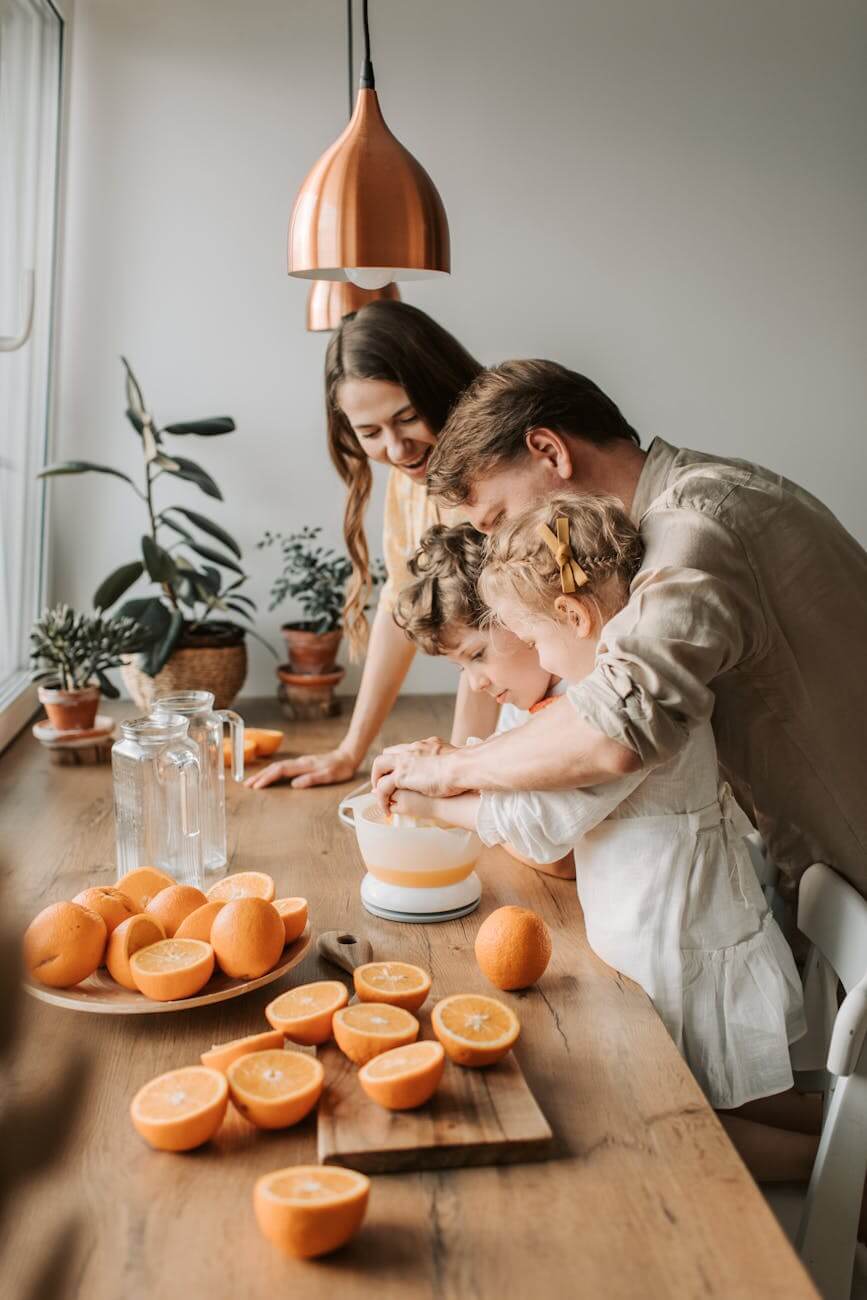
[332,1002,419,1066]
[265,981,349,1045]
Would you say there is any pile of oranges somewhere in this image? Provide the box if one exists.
[23,869,308,1002]
[128,936,535,1260]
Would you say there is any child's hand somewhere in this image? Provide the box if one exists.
[389,789,438,821]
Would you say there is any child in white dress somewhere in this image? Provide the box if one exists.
[391,493,805,1113]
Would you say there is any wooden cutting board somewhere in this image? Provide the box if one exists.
[316,1040,553,1173]
[314,930,553,1174]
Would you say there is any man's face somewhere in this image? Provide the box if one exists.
[462,456,559,533]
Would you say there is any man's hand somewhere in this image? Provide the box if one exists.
[380,736,457,760]
[244,747,358,790]
[372,746,469,813]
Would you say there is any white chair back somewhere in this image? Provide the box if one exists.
[795,863,867,1300]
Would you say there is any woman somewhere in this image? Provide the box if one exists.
[247,301,496,790]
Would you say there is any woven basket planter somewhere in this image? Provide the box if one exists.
[122,641,247,712]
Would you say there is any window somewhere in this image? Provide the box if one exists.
[0,0,63,748]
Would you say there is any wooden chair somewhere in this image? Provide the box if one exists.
[794,863,867,1300]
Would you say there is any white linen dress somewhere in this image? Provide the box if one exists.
[475,719,806,1109]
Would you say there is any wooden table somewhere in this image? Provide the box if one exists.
[1,697,817,1299]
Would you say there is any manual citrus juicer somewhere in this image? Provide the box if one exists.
[338,789,482,923]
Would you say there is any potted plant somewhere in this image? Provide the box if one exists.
[259,526,384,717]
[30,604,151,732]
[38,359,271,710]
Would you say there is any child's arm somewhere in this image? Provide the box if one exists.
[477,769,646,865]
[390,788,481,832]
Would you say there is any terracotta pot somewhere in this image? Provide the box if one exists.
[37,683,101,732]
[281,624,343,676]
[277,663,345,720]
[121,640,247,712]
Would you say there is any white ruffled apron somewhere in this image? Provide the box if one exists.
[571,785,804,1108]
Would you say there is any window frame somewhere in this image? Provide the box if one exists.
[0,0,66,753]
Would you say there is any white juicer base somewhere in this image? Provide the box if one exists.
[360,871,482,924]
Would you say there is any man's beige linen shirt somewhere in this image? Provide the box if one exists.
[568,437,867,892]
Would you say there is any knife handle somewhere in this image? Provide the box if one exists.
[316,929,373,975]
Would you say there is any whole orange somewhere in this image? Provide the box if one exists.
[145,884,208,938]
[474,905,552,990]
[210,897,285,980]
[72,886,136,940]
[23,901,107,987]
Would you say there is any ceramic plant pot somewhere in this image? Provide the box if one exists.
[277,664,345,721]
[37,683,101,732]
[281,625,343,676]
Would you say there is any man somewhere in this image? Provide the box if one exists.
[372,359,867,895]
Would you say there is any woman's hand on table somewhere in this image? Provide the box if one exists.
[244,747,359,790]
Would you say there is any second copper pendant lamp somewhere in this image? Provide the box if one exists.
[292,0,450,332]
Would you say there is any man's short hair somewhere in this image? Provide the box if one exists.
[427,359,640,506]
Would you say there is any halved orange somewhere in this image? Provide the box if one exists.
[273,897,308,945]
[432,993,520,1067]
[206,871,276,903]
[227,1049,324,1129]
[174,900,226,943]
[265,981,349,1045]
[244,728,284,757]
[201,1029,285,1074]
[358,1040,445,1110]
[105,913,166,990]
[353,961,431,1012]
[130,938,214,1001]
[332,1003,419,1067]
[130,1066,228,1151]
[223,736,259,767]
[115,866,175,911]
[254,1165,370,1259]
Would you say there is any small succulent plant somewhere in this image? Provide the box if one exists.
[29,604,150,697]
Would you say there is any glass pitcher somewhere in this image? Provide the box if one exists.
[111,714,203,887]
[151,690,244,878]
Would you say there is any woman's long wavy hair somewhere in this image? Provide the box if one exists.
[325,301,483,657]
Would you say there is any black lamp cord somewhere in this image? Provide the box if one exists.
[347,0,354,117]
[360,0,375,89]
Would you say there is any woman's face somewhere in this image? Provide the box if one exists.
[338,378,438,483]
[442,624,554,711]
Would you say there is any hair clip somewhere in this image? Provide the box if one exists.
[536,517,590,594]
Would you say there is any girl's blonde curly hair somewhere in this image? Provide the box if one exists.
[479,493,643,622]
[394,523,487,655]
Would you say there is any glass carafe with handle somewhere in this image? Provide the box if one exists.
[152,690,244,878]
[112,714,203,887]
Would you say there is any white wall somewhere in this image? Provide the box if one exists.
[50,0,867,697]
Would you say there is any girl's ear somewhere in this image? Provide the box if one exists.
[525,426,574,480]
[554,594,595,638]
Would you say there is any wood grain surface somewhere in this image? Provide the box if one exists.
[0,696,817,1300]
[317,1042,553,1174]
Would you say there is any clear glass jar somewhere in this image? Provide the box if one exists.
[151,690,244,878]
[111,714,203,888]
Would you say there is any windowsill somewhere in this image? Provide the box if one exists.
[0,674,40,754]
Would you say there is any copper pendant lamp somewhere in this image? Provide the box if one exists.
[290,0,450,289]
[306,278,400,332]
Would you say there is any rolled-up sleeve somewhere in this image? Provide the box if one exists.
[569,507,765,767]
[477,771,645,863]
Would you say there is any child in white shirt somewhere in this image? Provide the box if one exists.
[392,493,806,1116]
[394,523,573,879]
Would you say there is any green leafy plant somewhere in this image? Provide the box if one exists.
[29,604,151,698]
[38,359,267,676]
[259,526,386,635]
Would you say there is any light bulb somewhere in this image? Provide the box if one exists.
[345,268,395,291]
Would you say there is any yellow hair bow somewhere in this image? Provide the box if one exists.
[537,517,589,594]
